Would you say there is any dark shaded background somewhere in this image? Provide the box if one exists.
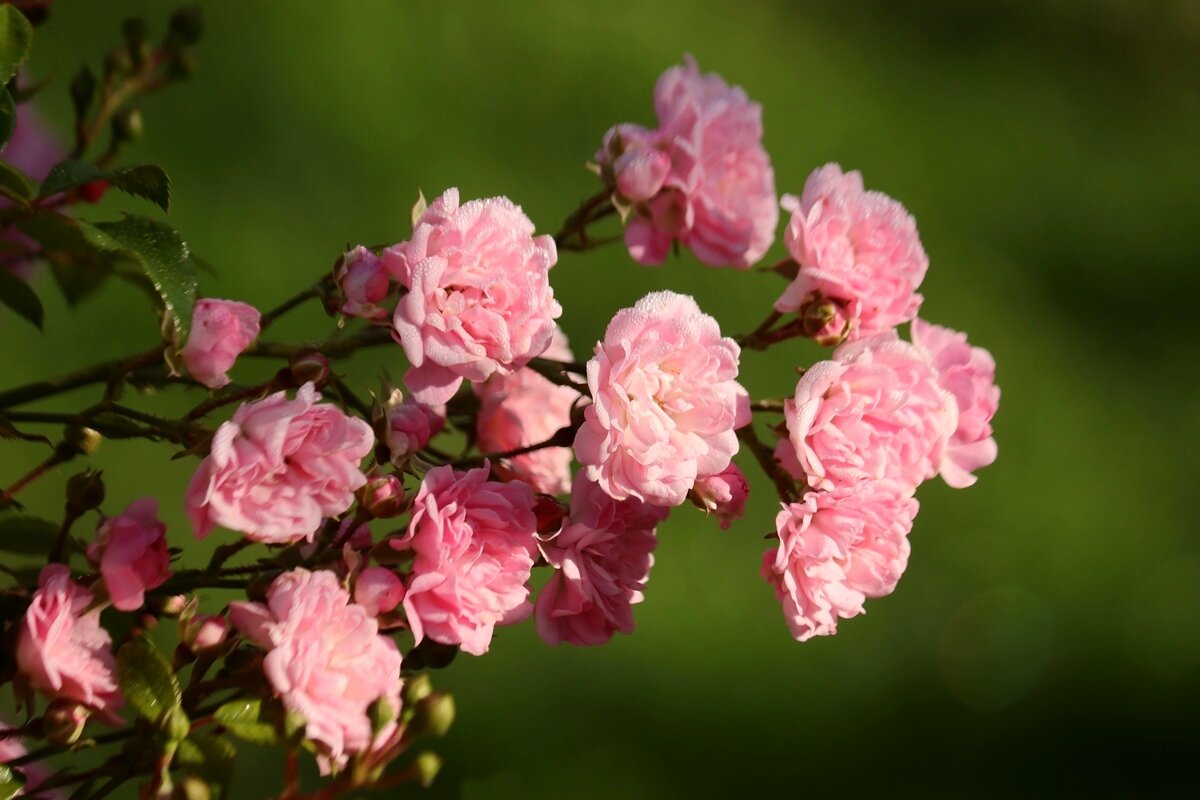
[3,0,1198,796]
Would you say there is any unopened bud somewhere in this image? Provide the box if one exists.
[288,349,330,387]
[105,46,133,76]
[65,469,106,515]
[369,697,395,736]
[43,700,89,746]
[173,775,212,800]
[121,17,150,66]
[180,614,228,654]
[801,297,849,346]
[62,424,102,456]
[70,67,97,120]
[401,673,433,706]
[356,474,405,519]
[168,6,204,46]
[413,751,442,788]
[111,107,143,143]
[532,494,567,537]
[412,693,455,738]
[157,594,189,617]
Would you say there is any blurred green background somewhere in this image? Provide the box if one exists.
[3,0,1198,795]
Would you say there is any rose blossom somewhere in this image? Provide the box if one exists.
[384,188,561,405]
[230,569,402,772]
[180,298,262,389]
[335,245,390,321]
[87,497,171,611]
[535,473,669,646]
[574,291,748,507]
[0,713,63,799]
[774,164,928,342]
[690,462,750,529]
[383,389,445,463]
[475,327,582,495]
[597,56,777,269]
[16,565,122,721]
[785,333,956,493]
[911,319,1000,488]
[355,567,405,616]
[763,480,917,642]
[392,464,538,656]
[186,382,374,544]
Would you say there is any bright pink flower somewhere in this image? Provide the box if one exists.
[690,463,750,529]
[355,567,405,616]
[336,245,390,321]
[385,188,561,405]
[0,713,63,799]
[383,389,445,464]
[180,298,261,389]
[186,383,374,544]
[574,291,746,507]
[476,327,582,495]
[786,333,956,493]
[230,569,402,772]
[87,497,171,612]
[16,566,122,721]
[599,56,777,269]
[775,164,928,342]
[392,464,538,656]
[535,474,669,646]
[763,481,917,642]
[911,319,1000,487]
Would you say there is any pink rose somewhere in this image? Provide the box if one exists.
[775,164,928,342]
[475,327,582,495]
[383,389,445,464]
[355,567,405,616]
[186,383,375,544]
[385,188,562,405]
[16,565,122,721]
[599,56,777,269]
[335,245,390,321]
[86,497,171,611]
[0,713,63,799]
[574,291,747,507]
[230,569,402,772]
[690,463,750,529]
[911,319,1000,488]
[392,464,538,656]
[180,614,229,654]
[786,333,956,493]
[763,481,917,642]
[535,474,669,646]
[180,298,262,389]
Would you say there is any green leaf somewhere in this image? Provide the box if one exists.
[177,732,236,787]
[38,161,171,213]
[0,6,33,85]
[92,215,194,341]
[0,268,42,329]
[16,209,119,306]
[0,88,14,152]
[0,514,57,557]
[0,764,25,800]
[213,699,280,746]
[116,638,182,724]
[0,161,34,202]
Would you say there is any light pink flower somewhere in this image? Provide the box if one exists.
[475,327,582,495]
[180,614,228,654]
[598,56,777,269]
[574,291,747,507]
[230,569,402,772]
[180,298,261,389]
[87,497,171,611]
[775,164,928,342]
[0,713,64,799]
[392,464,538,656]
[16,565,122,721]
[355,567,405,616]
[910,319,1000,487]
[786,333,956,493]
[385,188,561,405]
[383,389,445,464]
[336,246,390,321]
[763,481,917,641]
[690,463,750,529]
[535,474,669,646]
[186,383,374,544]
